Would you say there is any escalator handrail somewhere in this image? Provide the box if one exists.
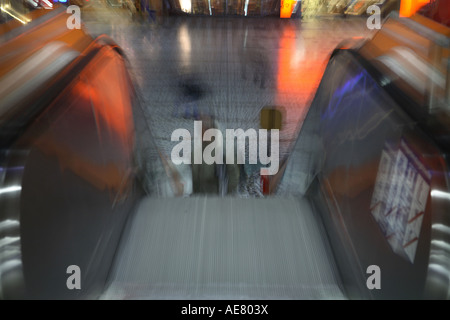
[331,48,450,155]
[0,34,127,148]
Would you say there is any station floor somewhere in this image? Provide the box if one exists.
[82,2,374,195]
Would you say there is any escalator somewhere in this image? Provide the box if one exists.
[278,14,450,299]
[1,8,450,300]
[0,12,344,298]
[102,197,344,299]
[0,7,142,299]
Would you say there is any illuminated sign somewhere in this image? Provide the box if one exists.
[399,0,430,17]
[280,0,295,18]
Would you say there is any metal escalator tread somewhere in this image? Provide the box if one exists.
[101,197,345,299]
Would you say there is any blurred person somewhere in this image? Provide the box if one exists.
[173,75,206,119]
[189,115,241,195]
[160,0,172,27]
[240,27,271,89]
[162,0,171,15]
[123,0,137,15]
[134,0,156,22]
[191,115,219,194]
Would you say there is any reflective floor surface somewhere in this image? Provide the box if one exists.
[82,3,375,194]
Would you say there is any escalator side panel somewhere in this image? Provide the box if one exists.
[280,50,450,299]
[1,45,137,299]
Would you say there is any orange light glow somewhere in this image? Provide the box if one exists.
[276,28,325,99]
[83,47,134,149]
[280,0,295,18]
[400,0,430,17]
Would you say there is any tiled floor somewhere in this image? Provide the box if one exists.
[83,4,374,195]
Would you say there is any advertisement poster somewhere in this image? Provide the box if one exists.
[370,139,431,263]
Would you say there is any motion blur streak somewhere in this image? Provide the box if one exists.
[0,186,21,195]
[0,5,30,25]
[0,220,20,233]
[431,189,450,200]
[0,1,450,301]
